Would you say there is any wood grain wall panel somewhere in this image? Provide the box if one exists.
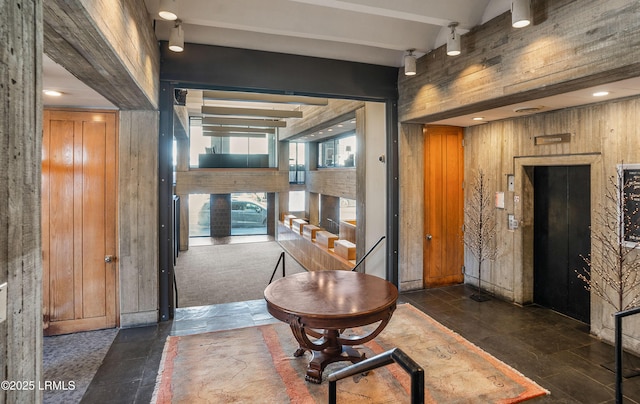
[398,124,424,291]
[462,96,640,317]
[398,0,640,123]
[175,170,289,195]
[43,0,159,109]
[1,3,43,400]
[306,169,356,199]
[119,111,159,326]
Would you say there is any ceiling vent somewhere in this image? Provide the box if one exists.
[513,106,543,113]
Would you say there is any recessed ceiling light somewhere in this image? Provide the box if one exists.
[593,91,610,97]
[43,90,62,96]
[472,117,484,121]
[328,128,333,132]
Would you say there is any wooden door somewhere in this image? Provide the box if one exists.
[534,165,591,323]
[42,109,118,335]
[423,125,464,287]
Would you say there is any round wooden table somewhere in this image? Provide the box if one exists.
[264,270,398,383]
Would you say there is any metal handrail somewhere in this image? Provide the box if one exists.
[268,251,286,284]
[615,306,640,403]
[351,236,386,273]
[327,347,424,404]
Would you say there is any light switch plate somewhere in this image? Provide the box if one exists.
[0,282,6,323]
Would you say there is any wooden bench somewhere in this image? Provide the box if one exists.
[291,218,308,234]
[316,231,339,248]
[302,224,321,240]
[334,239,356,260]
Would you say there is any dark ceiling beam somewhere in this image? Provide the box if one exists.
[160,42,399,102]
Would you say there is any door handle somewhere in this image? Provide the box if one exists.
[425,234,432,240]
[104,255,116,263]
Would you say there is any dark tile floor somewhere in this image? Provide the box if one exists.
[82,285,640,403]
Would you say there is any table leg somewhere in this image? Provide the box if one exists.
[304,330,365,384]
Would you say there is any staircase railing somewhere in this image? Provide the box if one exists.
[327,347,424,404]
[268,251,286,284]
[351,235,385,273]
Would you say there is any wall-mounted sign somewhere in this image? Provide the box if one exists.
[534,133,572,146]
[621,165,640,246]
[495,192,505,209]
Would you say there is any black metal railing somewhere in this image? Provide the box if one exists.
[327,347,424,404]
[351,236,385,273]
[268,251,286,284]
[615,306,640,403]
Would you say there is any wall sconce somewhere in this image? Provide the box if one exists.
[404,49,416,76]
[169,20,184,52]
[447,22,461,56]
[158,0,178,21]
[512,0,532,28]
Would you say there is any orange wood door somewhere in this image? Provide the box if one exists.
[42,109,118,335]
[423,125,464,287]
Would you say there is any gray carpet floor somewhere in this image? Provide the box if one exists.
[43,328,118,404]
[174,240,307,307]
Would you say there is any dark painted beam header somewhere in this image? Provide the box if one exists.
[159,42,398,101]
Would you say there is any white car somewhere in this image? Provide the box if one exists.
[198,199,267,227]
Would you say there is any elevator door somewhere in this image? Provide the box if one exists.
[533,165,590,323]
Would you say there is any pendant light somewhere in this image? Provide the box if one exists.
[512,0,532,28]
[158,0,178,21]
[169,20,184,52]
[447,22,461,56]
[404,49,416,76]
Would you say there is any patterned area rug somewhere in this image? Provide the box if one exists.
[43,328,118,404]
[152,304,548,403]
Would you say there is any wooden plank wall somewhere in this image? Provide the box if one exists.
[175,170,290,195]
[464,97,640,347]
[398,0,640,124]
[43,0,160,110]
[0,1,43,402]
[398,124,425,291]
[306,169,357,199]
[119,111,159,327]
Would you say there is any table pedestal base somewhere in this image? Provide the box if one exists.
[295,344,365,384]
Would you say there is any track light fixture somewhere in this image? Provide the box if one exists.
[512,0,532,28]
[404,49,416,76]
[158,0,178,21]
[447,22,461,56]
[169,20,184,52]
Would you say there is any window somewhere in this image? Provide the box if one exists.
[289,142,306,184]
[189,117,277,168]
[289,191,306,212]
[189,194,211,237]
[318,134,356,168]
[231,193,268,235]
